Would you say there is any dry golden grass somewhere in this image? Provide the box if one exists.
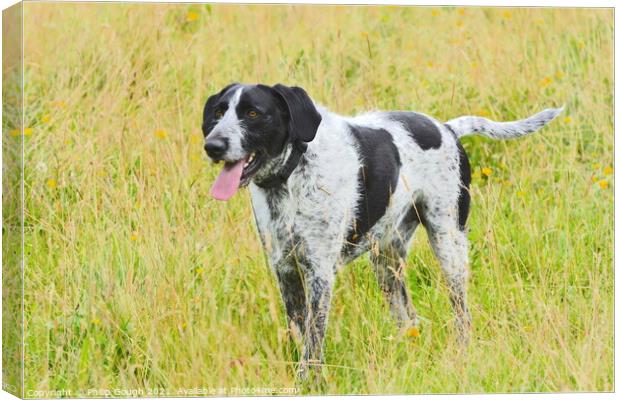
[2,3,613,395]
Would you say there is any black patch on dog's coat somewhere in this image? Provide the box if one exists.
[388,112,442,150]
[456,141,471,231]
[346,125,401,244]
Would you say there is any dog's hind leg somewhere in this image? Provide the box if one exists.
[424,211,472,344]
[370,239,419,331]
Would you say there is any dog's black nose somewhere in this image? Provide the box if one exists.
[204,138,228,159]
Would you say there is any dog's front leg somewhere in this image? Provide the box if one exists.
[275,265,307,344]
[298,269,334,381]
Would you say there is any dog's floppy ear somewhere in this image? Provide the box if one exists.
[272,84,322,143]
[203,82,239,119]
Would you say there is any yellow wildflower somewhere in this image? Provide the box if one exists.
[593,162,601,170]
[130,232,138,241]
[91,318,101,326]
[406,326,420,338]
[23,128,33,136]
[598,180,609,189]
[41,114,51,123]
[563,116,572,124]
[9,129,20,137]
[591,176,598,183]
[154,129,168,139]
[502,10,512,19]
[540,77,553,87]
[516,190,525,198]
[457,8,466,16]
[186,11,199,22]
[46,178,57,189]
[603,166,613,175]
[431,9,440,17]
[195,267,204,275]
[481,167,492,177]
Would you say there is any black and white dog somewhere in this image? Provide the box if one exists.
[202,83,561,377]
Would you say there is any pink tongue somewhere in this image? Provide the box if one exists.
[210,159,245,201]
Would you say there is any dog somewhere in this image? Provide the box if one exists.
[201,83,561,378]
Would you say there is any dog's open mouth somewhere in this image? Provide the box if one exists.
[210,152,263,201]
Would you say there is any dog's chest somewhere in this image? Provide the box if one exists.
[248,167,359,267]
[248,184,304,266]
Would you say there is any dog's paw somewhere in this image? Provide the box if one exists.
[296,359,325,385]
[297,363,309,381]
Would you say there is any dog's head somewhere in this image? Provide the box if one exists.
[202,83,321,201]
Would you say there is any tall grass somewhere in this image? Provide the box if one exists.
[8,3,613,395]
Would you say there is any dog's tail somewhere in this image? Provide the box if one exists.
[445,107,563,140]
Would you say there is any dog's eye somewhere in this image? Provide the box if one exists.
[214,110,224,119]
[247,110,259,118]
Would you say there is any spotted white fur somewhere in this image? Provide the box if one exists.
[204,88,247,161]
[447,107,563,140]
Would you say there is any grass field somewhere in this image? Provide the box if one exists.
[3,3,613,395]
